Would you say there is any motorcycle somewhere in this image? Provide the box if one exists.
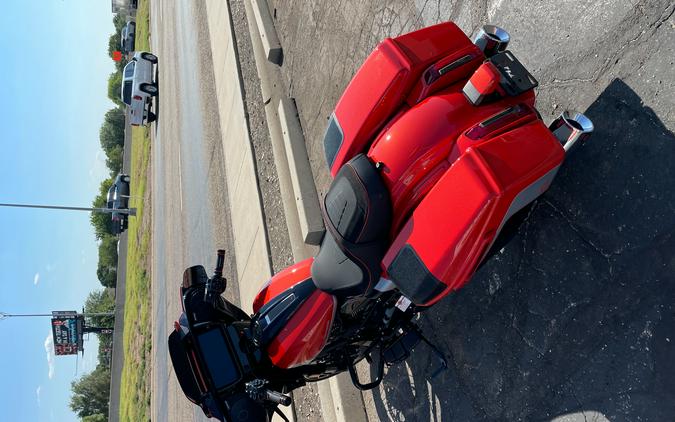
[169,22,593,421]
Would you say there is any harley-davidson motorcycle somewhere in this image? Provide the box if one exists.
[169,22,593,421]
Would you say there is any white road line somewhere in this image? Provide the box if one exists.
[178,147,183,212]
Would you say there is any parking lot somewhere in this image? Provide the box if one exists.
[258,0,675,420]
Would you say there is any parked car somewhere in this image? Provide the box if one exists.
[121,21,136,54]
[107,174,131,235]
[121,51,158,126]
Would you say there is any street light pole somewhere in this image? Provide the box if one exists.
[0,312,116,320]
[0,202,136,216]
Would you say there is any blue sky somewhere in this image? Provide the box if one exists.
[0,1,117,421]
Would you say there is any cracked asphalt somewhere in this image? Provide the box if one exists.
[259,0,675,420]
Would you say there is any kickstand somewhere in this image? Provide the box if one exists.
[409,324,448,377]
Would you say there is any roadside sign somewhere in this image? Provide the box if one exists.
[51,315,83,356]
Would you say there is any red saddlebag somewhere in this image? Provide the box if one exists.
[382,121,564,306]
[326,22,481,176]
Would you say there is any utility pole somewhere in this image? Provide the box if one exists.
[0,202,136,216]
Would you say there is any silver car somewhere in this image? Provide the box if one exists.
[121,21,136,54]
[121,51,158,126]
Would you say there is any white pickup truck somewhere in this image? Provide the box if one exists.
[121,51,158,126]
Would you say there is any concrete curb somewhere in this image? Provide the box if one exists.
[242,1,368,422]
[203,1,294,421]
[250,0,282,64]
[278,97,325,245]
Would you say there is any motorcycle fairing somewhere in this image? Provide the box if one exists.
[252,258,337,369]
[383,120,564,306]
[326,22,482,175]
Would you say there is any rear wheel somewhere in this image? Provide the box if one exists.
[123,175,131,183]
[140,83,158,96]
[147,111,157,123]
[141,52,158,63]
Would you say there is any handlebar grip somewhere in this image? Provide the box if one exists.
[214,249,225,277]
[265,390,292,407]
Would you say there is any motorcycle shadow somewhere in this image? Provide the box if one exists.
[366,79,675,421]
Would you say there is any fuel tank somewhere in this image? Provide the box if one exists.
[252,259,336,369]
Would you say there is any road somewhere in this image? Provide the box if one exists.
[149,2,240,421]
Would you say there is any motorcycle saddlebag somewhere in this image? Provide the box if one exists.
[325,22,481,176]
[382,121,564,306]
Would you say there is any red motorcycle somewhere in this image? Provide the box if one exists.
[169,22,593,421]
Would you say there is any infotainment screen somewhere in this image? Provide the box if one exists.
[197,328,241,390]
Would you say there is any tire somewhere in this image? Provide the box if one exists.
[147,111,157,123]
[141,52,158,64]
[123,175,131,183]
[140,83,158,96]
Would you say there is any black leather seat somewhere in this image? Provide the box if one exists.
[311,154,392,297]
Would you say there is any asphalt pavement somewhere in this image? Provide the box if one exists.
[149,2,241,421]
[261,0,675,421]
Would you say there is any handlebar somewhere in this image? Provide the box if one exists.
[245,380,292,407]
[204,250,227,306]
[265,389,292,407]
[214,249,225,278]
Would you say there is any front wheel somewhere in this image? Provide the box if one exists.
[122,175,131,183]
[141,52,158,64]
[140,83,158,96]
[147,111,157,123]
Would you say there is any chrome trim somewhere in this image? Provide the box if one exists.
[549,111,594,153]
[374,277,396,292]
[473,25,510,57]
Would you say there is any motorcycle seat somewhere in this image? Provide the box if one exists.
[312,154,392,297]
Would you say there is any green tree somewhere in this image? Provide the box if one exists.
[70,364,111,418]
[97,236,119,288]
[84,289,115,328]
[82,414,107,422]
[99,108,126,154]
[84,289,115,366]
[106,144,124,176]
[90,178,115,239]
[107,72,123,107]
[97,265,117,289]
[108,31,128,72]
[113,13,126,32]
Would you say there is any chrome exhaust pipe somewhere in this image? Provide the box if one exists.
[549,111,594,153]
[473,25,510,57]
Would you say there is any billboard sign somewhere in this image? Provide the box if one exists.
[51,313,83,356]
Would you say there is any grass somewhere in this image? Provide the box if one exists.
[119,0,153,421]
